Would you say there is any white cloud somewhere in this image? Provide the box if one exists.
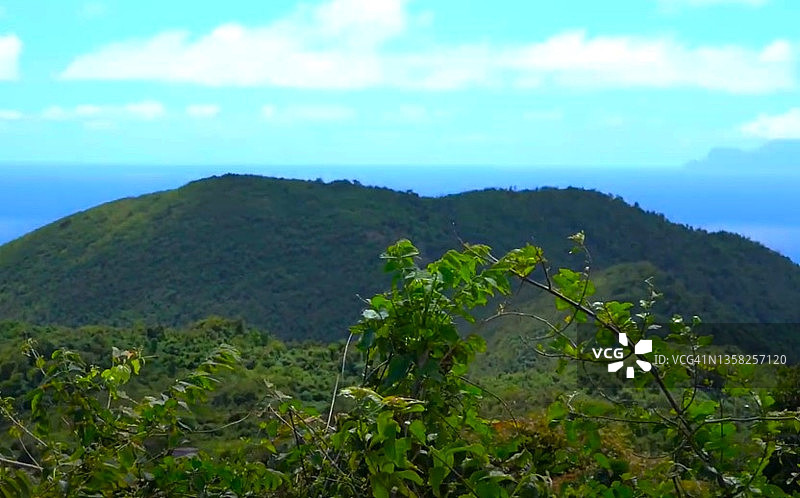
[0,34,21,80]
[660,0,767,7]
[186,104,220,118]
[58,0,795,94]
[124,100,165,120]
[290,105,356,121]
[0,109,22,120]
[84,120,116,130]
[261,105,276,119]
[262,104,356,122]
[61,0,407,89]
[383,105,449,123]
[503,31,795,93]
[74,104,104,117]
[740,108,800,139]
[41,100,167,121]
[41,106,69,120]
[391,104,430,122]
[760,40,792,63]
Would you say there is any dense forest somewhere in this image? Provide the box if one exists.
[1,176,800,496]
[1,236,799,496]
[0,175,798,348]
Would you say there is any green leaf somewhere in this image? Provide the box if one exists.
[594,452,611,470]
[475,481,506,498]
[582,400,612,417]
[395,470,424,485]
[429,464,449,495]
[372,478,390,498]
[547,400,568,421]
[383,356,411,386]
[568,231,585,246]
[688,400,718,420]
[408,420,426,444]
[30,391,42,414]
[376,411,398,440]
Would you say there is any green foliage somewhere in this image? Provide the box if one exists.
[0,175,798,350]
[0,343,278,496]
[1,236,798,497]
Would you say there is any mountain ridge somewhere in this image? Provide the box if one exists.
[0,174,798,343]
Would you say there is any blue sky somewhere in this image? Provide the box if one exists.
[1,0,800,165]
[0,0,799,263]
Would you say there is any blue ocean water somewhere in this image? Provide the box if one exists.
[1,165,798,263]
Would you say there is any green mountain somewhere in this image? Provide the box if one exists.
[0,174,798,343]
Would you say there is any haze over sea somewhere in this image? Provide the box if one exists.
[2,164,798,264]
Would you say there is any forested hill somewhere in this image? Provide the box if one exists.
[0,173,798,342]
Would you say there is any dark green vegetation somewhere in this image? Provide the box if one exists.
[2,175,800,495]
[2,238,799,496]
[0,317,356,414]
[0,174,798,348]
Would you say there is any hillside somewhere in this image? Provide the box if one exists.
[0,174,798,343]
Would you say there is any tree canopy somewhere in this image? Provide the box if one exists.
[2,236,798,496]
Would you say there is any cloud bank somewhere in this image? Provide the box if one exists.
[58,0,795,94]
[262,104,357,122]
[0,109,22,120]
[42,100,166,122]
[0,34,21,80]
[741,108,800,139]
[186,104,220,118]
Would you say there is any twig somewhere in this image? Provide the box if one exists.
[0,454,42,471]
[193,413,251,433]
[458,375,519,430]
[481,247,735,493]
[327,333,354,430]
[699,415,799,426]
[17,436,40,469]
[0,405,48,448]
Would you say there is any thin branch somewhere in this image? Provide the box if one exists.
[572,412,671,426]
[193,413,251,434]
[0,406,48,449]
[287,408,357,494]
[680,340,700,415]
[738,439,772,495]
[17,436,40,469]
[327,333,354,430]
[485,310,575,350]
[539,260,552,290]
[481,246,735,492]
[458,375,519,429]
[0,454,42,471]
[699,415,799,426]
[286,408,310,483]
[672,475,685,498]
[427,438,480,498]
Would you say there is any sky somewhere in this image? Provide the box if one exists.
[0,0,799,263]
[1,0,800,165]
